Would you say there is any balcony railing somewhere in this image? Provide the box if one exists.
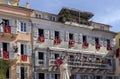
[49,59,112,70]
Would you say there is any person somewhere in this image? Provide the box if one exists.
[60,56,71,79]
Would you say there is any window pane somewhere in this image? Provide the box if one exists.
[21,22,23,31]
[24,23,26,32]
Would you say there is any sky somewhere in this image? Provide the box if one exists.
[19,0,120,32]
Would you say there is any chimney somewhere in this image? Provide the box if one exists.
[26,2,30,8]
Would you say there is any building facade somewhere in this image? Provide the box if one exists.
[32,8,116,79]
[0,1,118,79]
[0,3,33,79]
[115,33,120,78]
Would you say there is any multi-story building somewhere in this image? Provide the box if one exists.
[0,1,33,79]
[32,7,116,79]
[0,1,118,79]
[115,33,120,78]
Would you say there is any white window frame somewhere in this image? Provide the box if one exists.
[20,22,27,32]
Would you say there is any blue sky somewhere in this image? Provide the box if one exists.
[19,0,120,32]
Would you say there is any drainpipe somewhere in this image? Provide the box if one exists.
[29,19,35,79]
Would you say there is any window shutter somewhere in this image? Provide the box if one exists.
[87,36,91,44]
[103,39,107,47]
[78,33,83,44]
[33,27,38,40]
[44,29,49,39]
[0,18,3,32]
[74,33,78,43]
[9,19,15,26]
[24,67,28,78]
[65,31,69,42]
[60,31,64,41]
[17,42,21,55]
[24,44,27,55]
[50,30,54,40]
[0,42,3,58]
[16,20,21,32]
[16,66,20,79]
[99,38,103,46]
[111,39,114,47]
[9,42,14,59]
[26,22,31,33]
[51,74,55,79]
[27,44,32,56]
[91,37,95,45]
[35,51,38,66]
[11,25,16,34]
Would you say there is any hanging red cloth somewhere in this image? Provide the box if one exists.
[54,38,61,45]
[4,25,11,33]
[82,42,89,48]
[38,36,45,42]
[21,55,27,61]
[69,40,75,46]
[116,48,119,58]
[3,51,9,59]
[56,57,62,68]
[107,46,112,50]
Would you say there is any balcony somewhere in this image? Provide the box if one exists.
[49,59,112,70]
[0,50,17,60]
[0,26,17,41]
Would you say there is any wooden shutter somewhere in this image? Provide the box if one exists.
[26,22,31,33]
[24,66,28,78]
[9,19,15,27]
[0,17,3,32]
[44,29,49,39]
[91,36,95,45]
[17,42,21,55]
[9,42,14,59]
[65,31,69,42]
[50,30,54,40]
[16,20,21,32]
[99,38,103,46]
[16,66,20,79]
[74,33,78,43]
[35,51,38,66]
[0,42,3,58]
[78,33,83,44]
[60,31,64,41]
[27,44,32,56]
[34,27,39,40]
[87,36,91,44]
[111,39,114,47]
[103,39,107,47]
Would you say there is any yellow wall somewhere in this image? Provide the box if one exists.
[115,33,120,75]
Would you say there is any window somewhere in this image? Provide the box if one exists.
[3,19,9,26]
[38,29,44,37]
[20,67,28,79]
[39,73,45,79]
[69,33,73,40]
[21,67,25,79]
[100,26,104,30]
[38,52,44,60]
[49,16,56,21]
[81,75,88,79]
[3,43,8,51]
[83,35,87,42]
[6,68,9,79]
[95,38,99,44]
[35,14,41,19]
[55,74,60,79]
[96,76,102,79]
[20,22,26,32]
[119,39,120,46]
[55,31,59,39]
[55,54,59,59]
[21,44,27,55]
[107,39,110,46]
